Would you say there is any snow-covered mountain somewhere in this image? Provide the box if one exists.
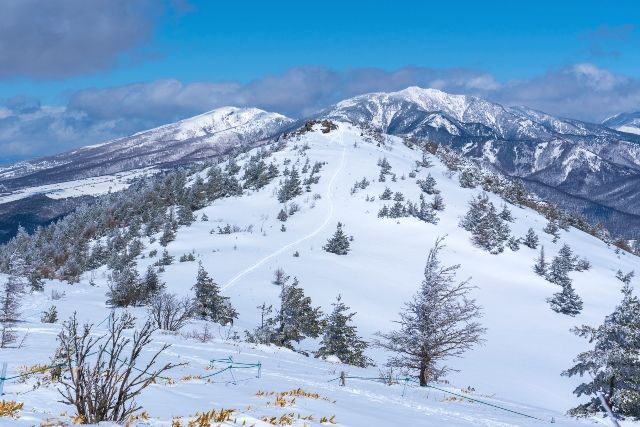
[0,106,294,191]
[0,107,294,242]
[603,111,640,135]
[324,87,640,235]
[1,121,638,426]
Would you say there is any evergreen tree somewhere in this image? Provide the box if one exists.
[459,193,510,254]
[533,246,547,276]
[277,209,288,222]
[377,205,390,218]
[562,283,640,417]
[380,187,393,200]
[417,174,439,195]
[159,220,176,247]
[556,244,577,271]
[522,228,539,249]
[106,262,142,307]
[193,263,237,326]
[273,277,323,348]
[376,237,485,386]
[389,201,406,218]
[546,254,572,288]
[316,295,372,367]
[499,204,514,222]
[507,236,520,251]
[142,266,165,302]
[277,167,302,202]
[0,275,22,348]
[458,169,478,188]
[547,283,583,316]
[416,194,438,224]
[177,205,196,226]
[324,223,351,255]
[156,249,174,266]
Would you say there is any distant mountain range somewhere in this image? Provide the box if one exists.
[2,87,640,240]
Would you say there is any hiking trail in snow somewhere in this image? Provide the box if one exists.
[221,127,347,290]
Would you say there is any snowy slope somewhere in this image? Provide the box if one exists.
[604,111,640,135]
[0,122,638,426]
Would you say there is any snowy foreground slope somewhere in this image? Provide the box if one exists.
[1,123,638,426]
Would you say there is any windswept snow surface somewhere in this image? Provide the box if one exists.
[1,123,638,426]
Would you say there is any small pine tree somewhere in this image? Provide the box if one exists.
[547,283,583,316]
[142,266,165,302]
[277,167,303,202]
[378,205,390,218]
[380,187,393,200]
[193,263,237,326]
[417,174,439,195]
[0,276,22,348]
[274,277,323,348]
[507,236,520,251]
[324,223,351,255]
[389,201,406,218]
[416,194,438,224]
[156,249,174,266]
[522,228,539,249]
[277,209,288,222]
[499,204,514,222]
[159,221,176,247]
[316,295,372,367]
[41,305,58,323]
[533,246,547,276]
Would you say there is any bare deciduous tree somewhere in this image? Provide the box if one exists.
[147,293,195,332]
[376,237,485,386]
[56,312,178,423]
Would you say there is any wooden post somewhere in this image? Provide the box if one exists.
[597,392,621,427]
[339,371,346,386]
[0,362,7,396]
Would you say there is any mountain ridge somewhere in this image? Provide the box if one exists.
[2,87,640,239]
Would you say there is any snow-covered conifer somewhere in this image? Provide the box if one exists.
[376,237,485,386]
[562,283,640,417]
[316,295,372,367]
[522,228,539,249]
[193,263,237,326]
[324,223,351,255]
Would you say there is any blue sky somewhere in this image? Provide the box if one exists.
[0,0,639,162]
